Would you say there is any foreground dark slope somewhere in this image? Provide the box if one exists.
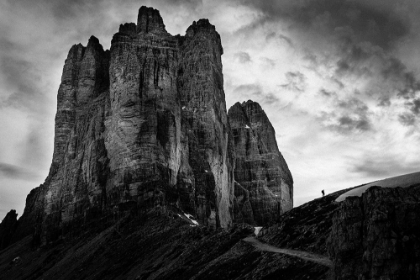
[0,192,341,280]
[2,181,420,279]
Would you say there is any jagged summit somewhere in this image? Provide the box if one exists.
[229,100,265,125]
[229,100,293,225]
[0,6,292,249]
[137,6,166,33]
[87,35,100,47]
[118,22,137,35]
[186,19,217,34]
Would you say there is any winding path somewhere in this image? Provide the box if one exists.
[243,237,333,267]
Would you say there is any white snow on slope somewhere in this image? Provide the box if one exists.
[254,227,263,237]
[184,213,199,225]
[336,172,420,202]
[245,124,250,129]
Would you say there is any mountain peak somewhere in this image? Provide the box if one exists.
[137,6,166,33]
[3,4,292,248]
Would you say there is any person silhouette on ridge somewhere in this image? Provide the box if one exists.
[322,190,325,197]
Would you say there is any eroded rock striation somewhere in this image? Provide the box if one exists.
[36,6,235,241]
[328,185,420,280]
[229,101,293,225]
[2,6,292,246]
[106,8,235,229]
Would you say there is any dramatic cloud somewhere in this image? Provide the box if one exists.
[351,157,420,178]
[1,0,420,219]
[281,71,307,92]
[0,56,49,115]
[399,113,416,126]
[240,0,420,108]
[319,88,336,98]
[234,52,252,63]
[242,0,411,48]
[0,163,41,181]
[408,99,420,115]
[266,32,294,47]
[233,84,281,106]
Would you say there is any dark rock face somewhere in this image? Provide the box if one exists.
[0,207,330,280]
[41,34,111,243]
[106,7,234,229]
[328,185,420,280]
[229,101,293,225]
[0,7,298,279]
[261,189,348,256]
[178,18,234,227]
[3,174,420,279]
[137,6,166,33]
[13,6,247,244]
[13,186,44,245]
[0,210,18,250]
[0,184,343,280]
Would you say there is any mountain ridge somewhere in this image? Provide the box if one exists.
[0,5,293,248]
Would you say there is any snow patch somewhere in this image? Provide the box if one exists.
[182,106,186,110]
[184,213,199,225]
[254,227,263,237]
[336,172,420,202]
[245,124,251,129]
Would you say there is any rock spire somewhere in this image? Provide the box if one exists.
[229,100,293,225]
[4,6,293,245]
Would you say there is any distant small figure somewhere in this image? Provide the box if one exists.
[322,190,325,197]
[10,256,21,265]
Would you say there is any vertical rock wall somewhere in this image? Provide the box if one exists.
[178,19,234,228]
[11,6,293,244]
[0,210,18,250]
[105,8,234,228]
[40,36,111,242]
[105,9,181,212]
[328,186,420,279]
[229,101,293,225]
[20,6,240,242]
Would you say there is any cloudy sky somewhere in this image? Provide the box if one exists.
[1,0,420,219]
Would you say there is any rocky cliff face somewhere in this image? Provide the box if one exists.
[328,185,420,280]
[41,35,111,242]
[5,6,293,245]
[0,7,294,257]
[31,6,235,241]
[105,7,234,229]
[229,101,293,225]
[0,210,18,250]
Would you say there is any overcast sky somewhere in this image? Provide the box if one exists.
[1,0,420,219]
